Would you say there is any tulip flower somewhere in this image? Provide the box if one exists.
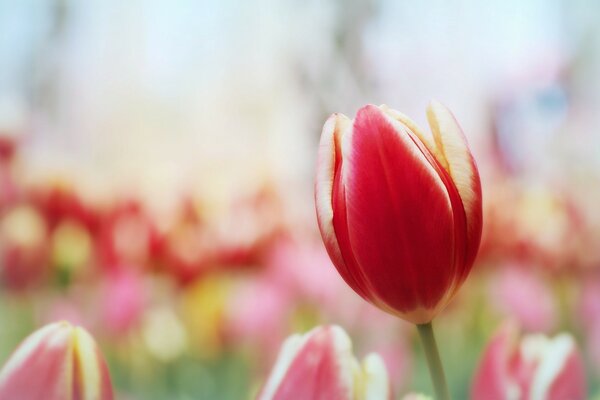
[472,323,587,400]
[258,325,391,400]
[315,101,481,324]
[0,205,49,290]
[315,102,482,399]
[0,321,114,400]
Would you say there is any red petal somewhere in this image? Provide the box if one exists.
[426,101,482,276]
[341,105,455,320]
[316,113,371,301]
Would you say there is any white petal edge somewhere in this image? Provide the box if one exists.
[526,334,576,400]
[258,332,308,400]
[377,106,451,211]
[359,353,390,400]
[74,326,103,400]
[315,113,352,262]
[426,101,479,219]
[0,322,70,388]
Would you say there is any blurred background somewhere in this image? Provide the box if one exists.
[1,0,600,398]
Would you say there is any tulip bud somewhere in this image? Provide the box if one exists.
[0,321,114,400]
[471,323,587,400]
[315,102,482,324]
[258,325,391,400]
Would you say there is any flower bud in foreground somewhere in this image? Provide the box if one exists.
[471,323,586,400]
[315,102,482,324]
[0,321,114,400]
[258,325,391,400]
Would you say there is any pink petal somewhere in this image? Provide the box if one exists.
[471,323,516,400]
[0,323,73,399]
[0,322,114,400]
[259,326,353,400]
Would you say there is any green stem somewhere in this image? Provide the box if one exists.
[417,322,451,400]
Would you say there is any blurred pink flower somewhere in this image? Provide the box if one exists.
[472,323,586,400]
[266,238,344,306]
[97,200,162,270]
[0,204,49,291]
[367,340,412,395]
[0,321,114,400]
[258,325,392,400]
[489,265,556,332]
[225,277,292,356]
[101,269,146,335]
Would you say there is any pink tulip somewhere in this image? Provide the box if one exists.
[258,325,391,400]
[0,321,114,400]
[472,323,586,400]
[489,265,556,332]
[315,102,482,324]
[225,277,292,356]
[101,269,146,335]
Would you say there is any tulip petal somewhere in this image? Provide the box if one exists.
[359,353,391,400]
[472,323,587,400]
[0,321,114,400]
[471,323,518,400]
[426,101,482,272]
[0,323,73,400]
[341,105,456,321]
[316,113,371,300]
[73,327,114,400]
[259,326,356,400]
[529,334,587,400]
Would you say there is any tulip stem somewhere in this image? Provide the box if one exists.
[417,322,451,400]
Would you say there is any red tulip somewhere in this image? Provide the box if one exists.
[315,102,482,324]
[472,323,587,400]
[0,321,114,400]
[0,205,49,290]
[258,325,391,400]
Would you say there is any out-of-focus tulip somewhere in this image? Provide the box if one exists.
[224,277,291,357]
[97,200,162,270]
[0,321,114,400]
[258,325,391,400]
[0,136,16,163]
[265,238,345,307]
[162,208,216,284]
[101,269,146,335]
[51,219,93,283]
[29,182,99,233]
[489,265,556,332]
[472,323,587,400]
[0,204,49,290]
[179,275,229,358]
[141,307,188,363]
[315,102,482,324]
